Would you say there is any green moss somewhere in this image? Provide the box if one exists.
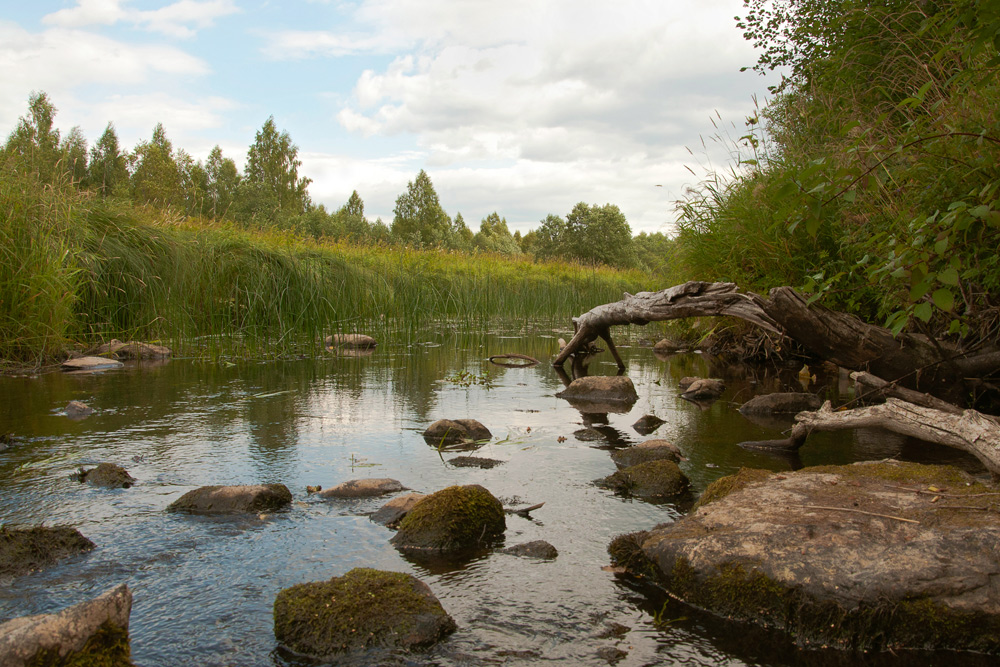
[273,568,456,657]
[25,621,133,667]
[602,460,689,498]
[667,558,791,624]
[806,461,989,493]
[607,531,658,578]
[892,597,1000,653]
[693,468,772,510]
[391,485,505,552]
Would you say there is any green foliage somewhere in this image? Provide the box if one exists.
[473,212,521,255]
[129,123,182,208]
[89,124,128,198]
[391,170,453,248]
[529,203,638,268]
[2,92,62,184]
[673,0,1000,344]
[238,117,311,225]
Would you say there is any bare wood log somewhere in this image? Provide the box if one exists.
[851,371,963,415]
[554,281,997,397]
[787,399,1000,475]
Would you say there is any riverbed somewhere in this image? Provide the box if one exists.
[0,325,990,666]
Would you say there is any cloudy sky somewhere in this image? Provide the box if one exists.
[0,0,776,235]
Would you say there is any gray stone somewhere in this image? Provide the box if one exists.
[500,540,558,559]
[598,460,689,499]
[611,439,682,470]
[422,419,491,447]
[65,401,93,418]
[556,376,638,406]
[0,584,132,667]
[273,568,455,658]
[319,478,405,499]
[77,462,135,488]
[638,461,1000,653]
[680,378,725,400]
[632,414,665,435]
[94,339,171,359]
[0,526,95,578]
[449,456,504,469]
[167,484,292,514]
[370,493,426,528]
[738,392,823,415]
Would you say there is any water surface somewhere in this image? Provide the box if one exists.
[0,325,989,666]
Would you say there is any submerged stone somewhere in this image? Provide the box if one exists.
[738,392,822,416]
[273,568,455,659]
[390,485,505,552]
[638,461,1000,654]
[94,339,171,360]
[680,378,725,401]
[167,484,292,514]
[319,478,405,499]
[422,419,491,447]
[0,583,133,667]
[75,462,135,488]
[500,540,558,559]
[0,526,95,578]
[325,334,378,349]
[65,401,94,418]
[370,493,426,528]
[556,376,638,406]
[598,459,689,499]
[611,439,682,470]
[631,414,665,436]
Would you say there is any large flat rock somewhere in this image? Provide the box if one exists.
[637,461,1000,653]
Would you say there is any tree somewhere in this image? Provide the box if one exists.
[129,123,181,207]
[88,123,128,197]
[474,212,521,255]
[451,212,474,251]
[60,126,88,185]
[241,116,311,223]
[564,203,637,268]
[3,92,61,183]
[634,231,673,277]
[205,145,240,219]
[391,170,452,247]
[529,214,568,261]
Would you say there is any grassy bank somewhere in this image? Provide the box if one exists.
[0,172,653,366]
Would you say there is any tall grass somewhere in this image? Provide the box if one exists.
[0,177,653,364]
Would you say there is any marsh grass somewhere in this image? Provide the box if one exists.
[0,176,652,364]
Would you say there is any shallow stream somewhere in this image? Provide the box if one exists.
[0,325,990,666]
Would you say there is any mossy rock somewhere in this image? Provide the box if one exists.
[610,440,681,470]
[599,460,689,499]
[390,485,505,552]
[74,463,135,489]
[273,568,455,659]
[422,419,491,448]
[693,467,773,510]
[0,526,95,578]
[641,461,1000,653]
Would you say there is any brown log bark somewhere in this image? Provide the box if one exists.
[553,281,1000,396]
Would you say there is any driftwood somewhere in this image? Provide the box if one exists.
[741,399,1000,476]
[554,281,1000,396]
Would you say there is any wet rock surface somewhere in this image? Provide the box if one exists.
[448,456,504,469]
[74,462,135,488]
[60,356,123,372]
[0,526,95,578]
[610,439,682,470]
[325,333,378,349]
[167,484,293,514]
[422,419,492,447]
[738,392,822,415]
[500,540,558,559]
[273,568,455,659]
[598,459,689,499]
[631,414,665,435]
[0,584,133,667]
[637,461,1000,653]
[370,493,426,528]
[556,376,638,407]
[319,478,405,499]
[65,400,94,418]
[679,378,725,401]
[390,485,505,552]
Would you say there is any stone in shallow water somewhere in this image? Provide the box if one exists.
[610,439,682,470]
[598,459,689,499]
[738,392,822,416]
[422,419,492,446]
[60,356,123,372]
[319,478,405,499]
[637,461,1000,653]
[390,485,505,552]
[500,540,558,559]
[167,484,293,514]
[370,493,426,528]
[0,526,95,578]
[273,568,455,659]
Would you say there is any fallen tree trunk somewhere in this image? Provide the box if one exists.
[554,281,1000,398]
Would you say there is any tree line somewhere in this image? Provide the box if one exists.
[1,92,671,274]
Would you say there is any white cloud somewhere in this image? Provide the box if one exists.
[44,0,239,38]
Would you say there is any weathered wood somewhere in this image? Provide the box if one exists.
[553,281,1000,397]
[786,399,1000,475]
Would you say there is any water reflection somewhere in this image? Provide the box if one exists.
[0,323,989,667]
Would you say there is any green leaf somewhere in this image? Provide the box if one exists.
[938,267,960,285]
[914,302,934,322]
[932,289,955,312]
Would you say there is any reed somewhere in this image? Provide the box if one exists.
[0,178,653,364]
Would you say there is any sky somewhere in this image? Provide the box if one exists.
[0,0,777,236]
